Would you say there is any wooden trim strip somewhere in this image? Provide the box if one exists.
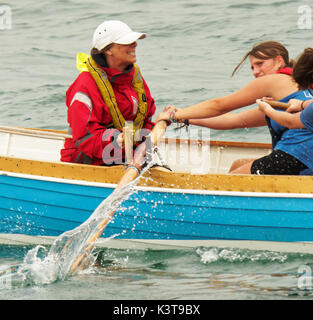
[0,156,312,194]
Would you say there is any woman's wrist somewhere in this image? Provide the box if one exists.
[169,110,178,123]
[167,109,189,125]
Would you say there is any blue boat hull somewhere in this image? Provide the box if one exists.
[1,173,313,245]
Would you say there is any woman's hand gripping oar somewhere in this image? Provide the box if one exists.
[68,120,168,275]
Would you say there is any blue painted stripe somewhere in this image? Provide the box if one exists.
[1,174,313,243]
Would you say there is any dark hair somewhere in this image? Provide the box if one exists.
[232,41,294,76]
[90,44,115,68]
[293,48,313,90]
[90,43,114,56]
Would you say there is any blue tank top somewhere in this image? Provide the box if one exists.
[268,90,313,170]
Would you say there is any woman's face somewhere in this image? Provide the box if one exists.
[249,55,284,78]
[106,42,137,71]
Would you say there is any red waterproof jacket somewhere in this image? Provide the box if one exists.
[60,63,156,165]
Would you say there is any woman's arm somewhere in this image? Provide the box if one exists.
[156,74,297,123]
[257,99,304,129]
[175,76,271,120]
[189,108,267,129]
[286,99,313,113]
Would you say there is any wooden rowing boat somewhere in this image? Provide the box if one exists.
[0,126,313,253]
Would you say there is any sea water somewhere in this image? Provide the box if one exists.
[0,0,313,301]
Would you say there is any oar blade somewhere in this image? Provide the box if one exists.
[67,121,168,275]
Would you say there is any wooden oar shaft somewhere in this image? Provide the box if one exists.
[123,123,133,165]
[150,121,167,145]
[69,121,168,274]
[262,99,290,110]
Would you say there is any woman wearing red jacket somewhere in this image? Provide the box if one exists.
[61,20,156,165]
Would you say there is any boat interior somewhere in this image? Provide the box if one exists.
[0,126,271,175]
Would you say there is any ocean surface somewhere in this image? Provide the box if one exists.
[1,0,313,302]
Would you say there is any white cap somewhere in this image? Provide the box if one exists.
[92,20,146,50]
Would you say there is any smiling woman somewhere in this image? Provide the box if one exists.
[60,20,156,166]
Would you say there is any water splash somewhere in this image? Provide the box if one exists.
[0,164,154,289]
[197,247,288,264]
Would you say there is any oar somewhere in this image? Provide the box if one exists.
[123,122,134,165]
[261,99,290,110]
[68,120,168,274]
